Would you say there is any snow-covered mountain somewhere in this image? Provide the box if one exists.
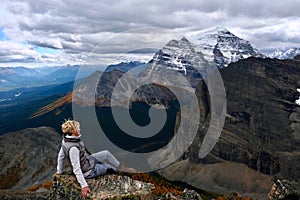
[269,47,300,60]
[143,27,263,86]
[189,27,263,68]
[144,36,209,87]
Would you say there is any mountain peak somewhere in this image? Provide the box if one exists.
[216,26,229,32]
[194,26,231,36]
[180,36,190,43]
[209,26,230,34]
[189,27,263,68]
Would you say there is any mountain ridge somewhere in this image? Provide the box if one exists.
[269,47,300,60]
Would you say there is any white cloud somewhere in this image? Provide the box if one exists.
[0,41,39,63]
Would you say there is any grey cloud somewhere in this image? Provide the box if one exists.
[7,0,300,32]
[252,30,300,50]
[28,40,62,49]
[1,0,300,65]
[256,30,300,43]
[223,0,300,18]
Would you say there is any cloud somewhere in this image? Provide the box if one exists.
[0,41,39,63]
[0,0,300,65]
[0,40,74,66]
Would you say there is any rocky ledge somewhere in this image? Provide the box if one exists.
[50,174,154,199]
[49,174,203,200]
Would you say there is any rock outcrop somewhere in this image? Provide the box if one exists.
[49,174,203,200]
[268,177,300,200]
[50,174,154,200]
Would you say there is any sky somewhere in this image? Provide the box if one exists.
[0,0,300,67]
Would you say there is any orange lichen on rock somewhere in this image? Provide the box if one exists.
[27,180,52,191]
[27,184,42,191]
[42,180,53,190]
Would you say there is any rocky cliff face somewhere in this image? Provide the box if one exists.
[215,57,300,178]
[161,57,300,198]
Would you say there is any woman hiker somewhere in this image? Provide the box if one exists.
[56,119,122,199]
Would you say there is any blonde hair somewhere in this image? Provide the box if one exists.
[61,119,80,135]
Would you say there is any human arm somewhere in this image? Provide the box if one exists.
[69,147,90,198]
[56,146,65,174]
[69,147,89,188]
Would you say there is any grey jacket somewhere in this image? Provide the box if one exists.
[61,136,96,174]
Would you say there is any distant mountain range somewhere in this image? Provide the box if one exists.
[0,65,100,91]
[0,62,147,92]
[268,47,300,60]
[104,61,146,73]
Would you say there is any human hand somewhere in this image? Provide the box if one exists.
[53,172,60,178]
[81,186,90,199]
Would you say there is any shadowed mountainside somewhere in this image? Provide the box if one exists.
[161,57,300,199]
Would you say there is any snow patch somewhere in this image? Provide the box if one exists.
[171,56,186,75]
[296,89,300,105]
[15,92,22,97]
